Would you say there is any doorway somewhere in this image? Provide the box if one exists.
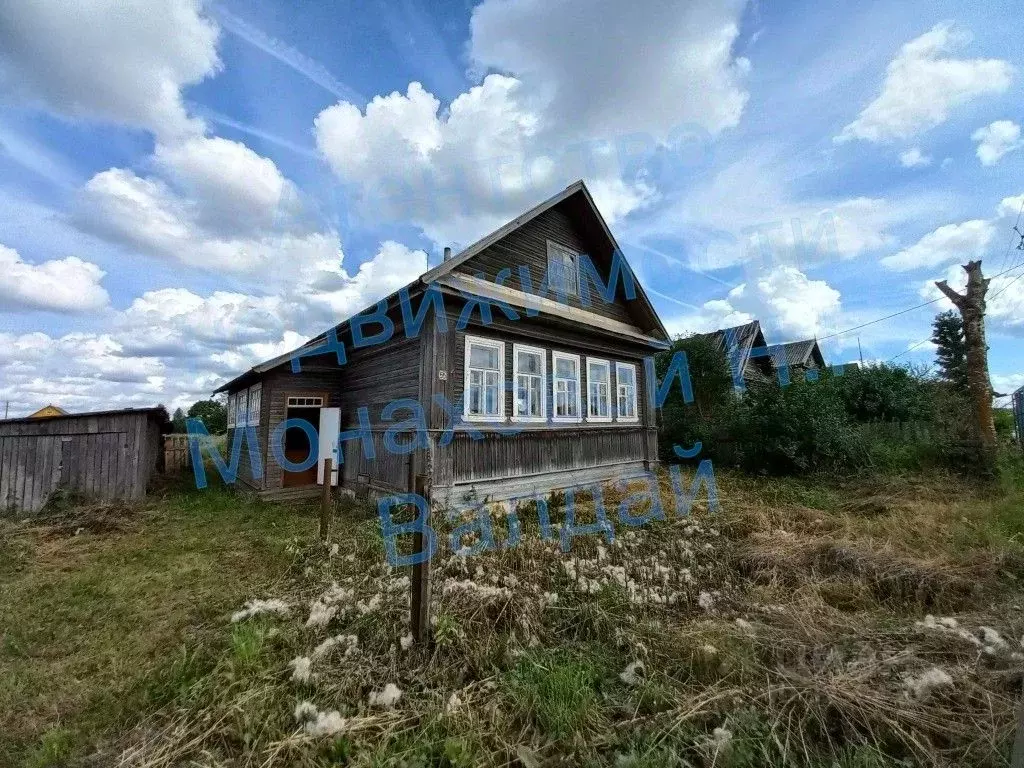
[282,405,320,487]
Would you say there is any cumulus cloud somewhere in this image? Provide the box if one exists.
[665,265,841,340]
[837,22,1014,143]
[0,0,220,139]
[921,263,1024,337]
[880,219,994,271]
[972,120,1023,166]
[0,244,109,313]
[315,0,750,245]
[899,148,932,168]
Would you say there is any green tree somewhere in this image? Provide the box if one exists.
[171,407,187,433]
[187,399,227,434]
[931,310,968,392]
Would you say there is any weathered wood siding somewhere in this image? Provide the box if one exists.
[0,410,164,514]
[453,203,641,328]
[226,330,422,494]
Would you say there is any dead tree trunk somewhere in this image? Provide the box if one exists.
[935,260,997,466]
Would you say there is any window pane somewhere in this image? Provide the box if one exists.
[589,362,609,382]
[517,350,541,374]
[618,366,635,387]
[555,357,576,378]
[469,344,499,370]
[529,377,541,416]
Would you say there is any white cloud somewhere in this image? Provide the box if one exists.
[837,22,1014,143]
[972,120,1023,166]
[899,147,932,168]
[880,219,994,271]
[997,194,1024,220]
[468,0,749,140]
[920,263,1024,337]
[315,0,750,245]
[665,265,841,340]
[0,244,109,313]
[0,0,220,139]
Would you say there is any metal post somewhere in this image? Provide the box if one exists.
[319,458,333,541]
[410,472,433,644]
[1012,691,1024,768]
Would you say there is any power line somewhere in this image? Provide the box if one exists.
[998,196,1024,274]
[818,259,1024,343]
[888,336,932,362]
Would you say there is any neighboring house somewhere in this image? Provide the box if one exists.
[215,181,670,503]
[774,339,826,380]
[694,320,775,391]
[29,404,68,419]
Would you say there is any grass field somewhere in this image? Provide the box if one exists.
[1,460,1023,767]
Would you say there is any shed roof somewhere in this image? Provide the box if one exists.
[0,406,167,427]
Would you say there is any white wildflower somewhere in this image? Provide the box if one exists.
[312,634,358,659]
[329,543,339,557]
[712,726,733,750]
[289,656,312,683]
[305,710,348,736]
[542,592,559,605]
[356,594,383,615]
[368,683,403,708]
[697,591,715,612]
[231,598,290,623]
[400,633,414,651]
[305,603,338,630]
[980,627,1007,649]
[905,667,953,700]
[294,700,318,722]
[735,618,755,636]
[619,661,645,686]
[446,692,462,712]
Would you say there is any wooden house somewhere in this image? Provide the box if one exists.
[28,404,68,418]
[774,339,826,379]
[693,320,775,391]
[214,181,670,504]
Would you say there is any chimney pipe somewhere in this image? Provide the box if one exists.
[443,246,452,261]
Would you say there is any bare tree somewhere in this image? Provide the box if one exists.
[935,260,997,466]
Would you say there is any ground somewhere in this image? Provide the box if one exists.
[1,462,1022,767]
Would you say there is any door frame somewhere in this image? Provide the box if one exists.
[278,390,330,489]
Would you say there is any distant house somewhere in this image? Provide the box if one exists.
[29,405,68,419]
[214,181,670,503]
[775,339,826,379]
[693,320,775,390]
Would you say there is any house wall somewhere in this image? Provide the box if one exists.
[423,308,658,503]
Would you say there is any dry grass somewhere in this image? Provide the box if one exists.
[3,464,1023,767]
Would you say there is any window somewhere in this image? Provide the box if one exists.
[587,358,611,421]
[227,393,236,428]
[247,384,262,426]
[464,336,504,420]
[552,352,581,422]
[546,240,579,296]
[286,396,323,407]
[513,344,546,421]
[235,390,248,427]
[615,362,638,421]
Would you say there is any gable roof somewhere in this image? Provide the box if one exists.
[28,404,68,418]
[777,339,825,368]
[215,180,669,393]
[694,320,770,380]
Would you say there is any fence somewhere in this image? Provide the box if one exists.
[164,434,192,475]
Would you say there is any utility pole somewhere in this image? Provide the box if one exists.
[857,336,864,366]
[935,260,997,467]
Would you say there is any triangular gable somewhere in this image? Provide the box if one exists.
[422,180,668,341]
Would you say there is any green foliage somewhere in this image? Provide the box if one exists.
[505,649,605,739]
[931,310,968,392]
[832,364,931,423]
[171,407,187,433]
[994,408,1014,438]
[187,398,227,435]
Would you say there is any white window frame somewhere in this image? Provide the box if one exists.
[614,362,639,422]
[512,343,547,423]
[551,351,582,423]
[227,393,236,428]
[546,240,579,297]
[586,357,612,423]
[247,384,262,426]
[235,389,248,427]
[286,396,324,408]
[463,335,505,422]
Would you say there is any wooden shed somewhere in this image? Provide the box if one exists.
[0,407,168,514]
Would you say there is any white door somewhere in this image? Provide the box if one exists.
[317,407,340,486]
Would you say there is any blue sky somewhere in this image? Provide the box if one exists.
[0,0,1022,416]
